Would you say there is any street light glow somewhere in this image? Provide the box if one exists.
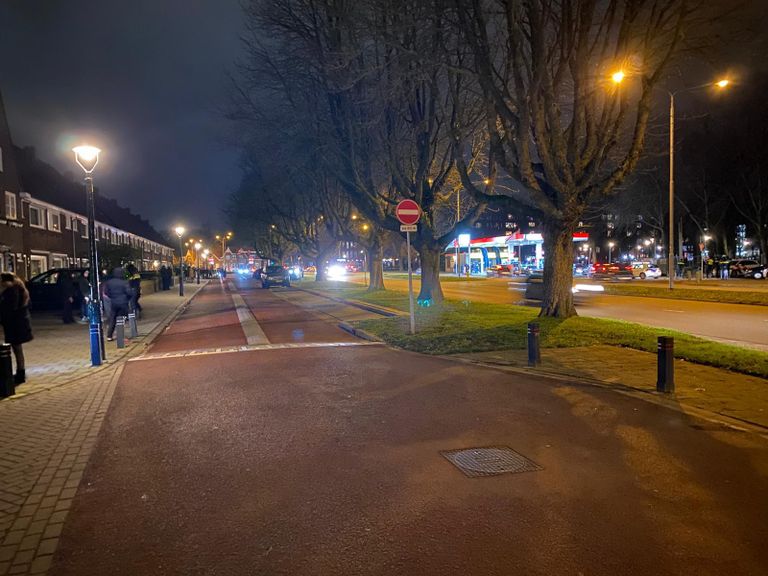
[716,79,730,88]
[611,70,625,84]
[175,226,185,238]
[72,145,101,174]
[194,242,201,250]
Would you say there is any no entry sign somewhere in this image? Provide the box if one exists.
[395,199,421,225]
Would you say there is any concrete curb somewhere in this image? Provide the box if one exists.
[442,354,768,439]
[337,322,382,342]
[3,284,206,401]
[295,287,405,317]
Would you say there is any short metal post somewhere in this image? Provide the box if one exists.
[0,344,14,398]
[656,336,675,393]
[527,322,541,367]
[128,308,138,339]
[116,315,126,349]
[89,300,102,367]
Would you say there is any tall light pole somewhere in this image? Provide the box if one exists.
[194,242,202,284]
[608,242,614,264]
[668,79,730,288]
[175,226,185,296]
[73,146,105,366]
[216,232,232,271]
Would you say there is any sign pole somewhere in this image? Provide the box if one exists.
[406,230,415,335]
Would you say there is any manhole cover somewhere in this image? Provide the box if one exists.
[441,446,542,478]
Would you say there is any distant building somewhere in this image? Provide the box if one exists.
[0,89,173,279]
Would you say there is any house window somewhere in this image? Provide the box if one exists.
[29,206,44,228]
[29,255,47,276]
[51,255,67,268]
[81,219,88,238]
[4,191,17,220]
[64,215,71,230]
[48,211,61,232]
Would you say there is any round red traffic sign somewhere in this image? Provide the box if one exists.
[395,199,421,225]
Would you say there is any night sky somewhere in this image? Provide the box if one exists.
[0,0,242,234]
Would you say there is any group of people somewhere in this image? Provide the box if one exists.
[0,263,151,387]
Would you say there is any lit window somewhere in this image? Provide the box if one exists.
[48,211,61,232]
[4,191,16,220]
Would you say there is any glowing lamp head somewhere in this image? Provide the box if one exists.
[72,145,101,174]
[715,79,730,89]
[611,70,625,84]
[175,226,185,238]
[194,242,201,250]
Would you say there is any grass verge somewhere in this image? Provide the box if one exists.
[307,281,768,379]
[600,283,768,306]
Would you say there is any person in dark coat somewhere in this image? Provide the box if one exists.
[0,273,33,384]
[60,270,76,324]
[126,264,142,315]
[104,267,132,341]
[76,270,91,322]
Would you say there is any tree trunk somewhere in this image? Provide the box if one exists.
[367,241,385,291]
[416,243,444,304]
[540,222,577,318]
[314,244,335,282]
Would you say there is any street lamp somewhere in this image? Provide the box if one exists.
[668,79,730,288]
[202,249,209,273]
[215,232,232,271]
[175,226,185,296]
[608,241,615,264]
[72,145,105,366]
[194,242,202,284]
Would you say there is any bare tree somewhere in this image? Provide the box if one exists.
[452,0,712,317]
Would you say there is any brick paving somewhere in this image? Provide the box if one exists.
[0,366,120,575]
[13,282,206,396]
[0,281,209,575]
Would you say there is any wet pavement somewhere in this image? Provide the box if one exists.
[38,276,768,575]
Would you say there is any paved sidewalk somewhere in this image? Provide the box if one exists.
[11,282,206,396]
[0,281,210,575]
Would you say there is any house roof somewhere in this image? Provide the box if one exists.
[14,146,170,247]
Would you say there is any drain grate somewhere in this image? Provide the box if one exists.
[441,446,542,478]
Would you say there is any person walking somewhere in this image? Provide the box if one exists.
[76,270,91,323]
[126,264,142,316]
[0,273,33,384]
[104,267,132,342]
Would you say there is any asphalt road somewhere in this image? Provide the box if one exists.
[51,278,768,575]
[349,275,768,350]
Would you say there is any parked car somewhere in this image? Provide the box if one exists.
[26,268,89,310]
[261,265,291,288]
[631,262,662,279]
[729,259,767,279]
[589,262,633,280]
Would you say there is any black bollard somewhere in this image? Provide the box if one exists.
[116,315,126,349]
[527,322,541,367]
[656,336,675,393]
[0,344,14,398]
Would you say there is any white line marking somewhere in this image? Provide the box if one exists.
[662,309,685,313]
[232,293,270,345]
[129,341,382,362]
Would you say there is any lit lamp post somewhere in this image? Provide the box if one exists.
[73,145,105,366]
[216,232,233,270]
[194,242,202,284]
[175,226,185,296]
[202,249,209,274]
[700,234,712,278]
[612,72,730,288]
[608,241,615,264]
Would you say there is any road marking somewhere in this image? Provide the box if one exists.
[662,309,685,313]
[129,341,382,362]
[231,293,270,345]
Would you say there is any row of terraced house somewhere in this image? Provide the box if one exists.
[0,90,174,280]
